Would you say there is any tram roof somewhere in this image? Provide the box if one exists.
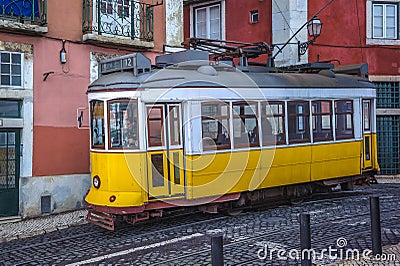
[88,62,374,92]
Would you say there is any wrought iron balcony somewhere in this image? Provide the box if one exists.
[82,0,154,42]
[0,0,47,25]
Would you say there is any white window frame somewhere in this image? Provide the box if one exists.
[190,0,226,40]
[250,10,259,24]
[372,3,398,39]
[367,0,400,45]
[0,51,23,88]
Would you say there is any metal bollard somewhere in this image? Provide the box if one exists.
[300,213,311,266]
[370,196,382,255]
[211,233,224,266]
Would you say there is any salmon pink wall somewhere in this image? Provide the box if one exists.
[32,39,91,176]
[308,0,400,75]
[46,0,83,41]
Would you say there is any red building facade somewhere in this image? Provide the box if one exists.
[307,0,400,175]
[184,0,272,62]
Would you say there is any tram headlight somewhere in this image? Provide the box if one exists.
[93,175,101,189]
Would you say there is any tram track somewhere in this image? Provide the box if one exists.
[89,189,400,265]
[146,206,400,266]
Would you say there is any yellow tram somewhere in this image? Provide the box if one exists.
[84,49,379,230]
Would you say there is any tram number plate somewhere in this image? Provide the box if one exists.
[101,56,136,74]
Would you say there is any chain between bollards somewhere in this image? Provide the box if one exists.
[370,196,382,255]
[211,233,224,266]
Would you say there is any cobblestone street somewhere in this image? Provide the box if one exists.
[0,183,399,265]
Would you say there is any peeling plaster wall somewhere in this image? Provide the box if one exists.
[165,0,183,47]
[20,174,90,217]
[272,0,307,66]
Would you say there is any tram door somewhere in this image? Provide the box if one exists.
[146,104,185,199]
[362,100,373,170]
[0,130,20,217]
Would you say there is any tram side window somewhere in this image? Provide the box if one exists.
[90,100,105,149]
[335,100,354,139]
[109,100,139,149]
[261,102,285,145]
[312,100,333,142]
[288,101,310,143]
[233,102,259,148]
[201,102,230,150]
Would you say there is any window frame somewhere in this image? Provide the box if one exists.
[168,105,181,146]
[372,2,398,39]
[108,99,139,150]
[363,100,372,131]
[0,51,23,88]
[261,101,285,146]
[0,99,22,118]
[201,101,231,151]
[334,99,354,140]
[194,3,222,39]
[250,10,259,24]
[232,101,259,148]
[311,100,333,142]
[287,101,310,144]
[90,100,105,149]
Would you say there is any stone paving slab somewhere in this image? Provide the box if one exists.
[0,209,87,243]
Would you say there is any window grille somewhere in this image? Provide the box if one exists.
[375,81,400,109]
[377,115,400,175]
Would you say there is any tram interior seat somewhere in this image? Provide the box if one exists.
[216,133,228,145]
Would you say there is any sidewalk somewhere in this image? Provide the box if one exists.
[0,209,87,243]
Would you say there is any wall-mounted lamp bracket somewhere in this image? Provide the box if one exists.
[60,40,67,64]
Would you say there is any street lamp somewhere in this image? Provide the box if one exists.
[298,18,323,61]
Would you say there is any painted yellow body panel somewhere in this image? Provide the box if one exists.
[371,134,380,172]
[187,141,362,199]
[85,152,147,207]
[310,141,361,181]
[86,137,378,207]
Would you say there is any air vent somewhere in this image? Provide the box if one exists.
[100,53,151,76]
[41,195,51,214]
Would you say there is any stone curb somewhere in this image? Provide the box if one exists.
[0,210,88,243]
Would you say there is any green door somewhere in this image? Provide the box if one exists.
[0,130,20,217]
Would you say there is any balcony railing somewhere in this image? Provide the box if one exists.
[82,0,154,42]
[0,0,47,25]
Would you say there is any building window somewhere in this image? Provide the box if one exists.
[261,102,285,145]
[250,10,259,23]
[312,100,333,142]
[288,101,310,143]
[372,3,398,39]
[0,52,22,87]
[194,3,221,39]
[0,100,21,118]
[375,81,400,108]
[232,102,258,148]
[201,102,230,150]
[335,100,354,140]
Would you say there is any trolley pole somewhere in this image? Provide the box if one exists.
[370,196,382,255]
[211,233,224,266]
[300,213,312,266]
